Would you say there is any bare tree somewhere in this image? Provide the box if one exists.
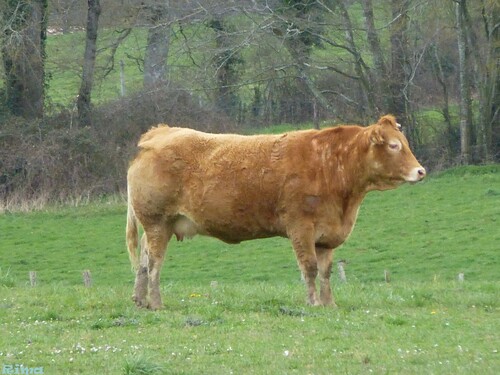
[467,0,499,161]
[274,0,336,116]
[455,0,472,164]
[143,1,171,88]
[361,0,390,113]
[335,0,376,120]
[389,0,413,141]
[430,42,455,154]
[1,0,48,119]
[488,1,500,159]
[77,0,101,127]
[209,16,242,117]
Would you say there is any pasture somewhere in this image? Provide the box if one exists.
[0,165,499,374]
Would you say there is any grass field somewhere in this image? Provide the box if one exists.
[0,165,499,374]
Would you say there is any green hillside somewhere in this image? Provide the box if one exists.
[1,165,498,286]
[0,165,498,374]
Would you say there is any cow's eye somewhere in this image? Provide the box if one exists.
[389,143,400,151]
[396,123,402,131]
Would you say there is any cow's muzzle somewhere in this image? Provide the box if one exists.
[406,166,426,182]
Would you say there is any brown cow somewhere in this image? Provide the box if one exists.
[126,115,425,309]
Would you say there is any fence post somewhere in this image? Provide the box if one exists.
[83,270,92,287]
[384,270,391,283]
[337,260,347,283]
[29,271,37,287]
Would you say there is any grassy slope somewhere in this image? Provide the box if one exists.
[1,165,498,286]
[0,165,499,374]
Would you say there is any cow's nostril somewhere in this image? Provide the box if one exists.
[418,168,426,177]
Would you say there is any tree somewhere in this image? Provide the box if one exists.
[143,1,171,88]
[273,0,335,116]
[469,0,499,161]
[361,0,391,113]
[1,0,48,118]
[209,16,242,118]
[77,0,101,127]
[335,0,376,120]
[488,1,500,160]
[455,0,473,164]
[389,0,413,142]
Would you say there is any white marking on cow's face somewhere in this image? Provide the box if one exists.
[405,166,427,182]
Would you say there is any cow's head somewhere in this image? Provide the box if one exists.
[365,115,426,190]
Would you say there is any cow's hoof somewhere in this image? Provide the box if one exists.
[132,295,148,308]
[147,302,162,311]
[307,298,321,306]
[322,301,338,308]
[319,297,336,307]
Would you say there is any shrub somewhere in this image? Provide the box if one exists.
[0,85,236,211]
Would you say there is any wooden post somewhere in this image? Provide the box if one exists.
[29,271,37,287]
[384,270,391,283]
[83,270,92,287]
[457,272,464,282]
[337,260,347,283]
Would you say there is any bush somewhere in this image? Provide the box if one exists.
[0,85,235,211]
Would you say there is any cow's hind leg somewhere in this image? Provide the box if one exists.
[290,229,319,306]
[132,234,149,308]
[144,225,171,310]
[316,247,336,307]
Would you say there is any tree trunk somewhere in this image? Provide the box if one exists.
[389,0,413,142]
[143,5,171,88]
[77,0,101,127]
[1,0,47,119]
[490,4,500,160]
[430,43,454,155]
[361,0,390,113]
[456,0,472,164]
[337,0,376,120]
[475,0,499,161]
[210,18,241,118]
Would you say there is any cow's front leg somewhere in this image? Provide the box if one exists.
[290,229,319,306]
[132,234,149,308]
[316,247,336,307]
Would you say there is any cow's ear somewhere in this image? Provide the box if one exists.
[378,115,397,128]
[369,127,385,145]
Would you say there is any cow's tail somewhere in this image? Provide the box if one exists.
[126,188,139,272]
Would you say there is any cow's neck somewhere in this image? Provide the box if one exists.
[328,131,371,199]
[322,128,373,223]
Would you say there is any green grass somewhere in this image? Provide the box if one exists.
[0,165,499,374]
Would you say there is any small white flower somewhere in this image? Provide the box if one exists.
[283,350,290,357]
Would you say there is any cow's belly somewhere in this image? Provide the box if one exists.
[172,211,284,244]
[174,175,285,243]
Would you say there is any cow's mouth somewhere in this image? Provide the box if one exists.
[404,166,426,183]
